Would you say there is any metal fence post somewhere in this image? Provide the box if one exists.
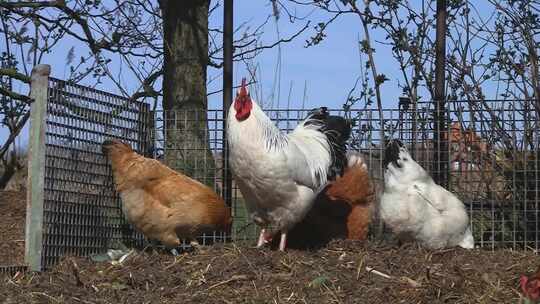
[433,0,448,188]
[222,0,233,207]
[24,64,50,271]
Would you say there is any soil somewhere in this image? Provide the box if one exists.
[1,190,539,303]
[0,190,26,266]
[1,240,539,304]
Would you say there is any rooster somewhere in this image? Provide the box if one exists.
[521,266,540,304]
[227,78,352,251]
[274,151,374,249]
[379,140,474,249]
[102,139,232,251]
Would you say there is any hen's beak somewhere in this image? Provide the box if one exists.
[383,139,403,169]
[102,139,116,155]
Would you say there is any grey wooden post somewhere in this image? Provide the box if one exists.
[24,64,50,271]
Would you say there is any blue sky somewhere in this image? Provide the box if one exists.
[2,1,398,145]
[0,1,497,146]
[214,1,401,110]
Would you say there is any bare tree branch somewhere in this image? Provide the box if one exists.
[0,68,31,83]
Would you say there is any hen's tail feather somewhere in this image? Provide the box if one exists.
[304,107,352,180]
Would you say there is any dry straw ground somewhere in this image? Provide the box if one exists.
[1,240,539,303]
[1,190,539,303]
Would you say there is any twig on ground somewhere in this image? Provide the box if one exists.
[206,275,249,291]
[30,292,61,303]
[356,254,365,281]
[70,259,85,287]
[192,274,249,297]
[366,266,392,279]
[366,266,422,287]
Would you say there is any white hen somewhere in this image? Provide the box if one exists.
[379,140,474,249]
[227,78,352,251]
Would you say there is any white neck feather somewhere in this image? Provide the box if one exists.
[227,100,287,152]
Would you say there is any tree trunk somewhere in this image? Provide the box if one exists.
[159,0,215,186]
[0,154,16,189]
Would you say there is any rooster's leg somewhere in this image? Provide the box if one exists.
[278,232,287,251]
[257,229,267,247]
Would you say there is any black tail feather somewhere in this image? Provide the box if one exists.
[304,107,352,180]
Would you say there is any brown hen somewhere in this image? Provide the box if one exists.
[273,151,375,249]
[102,139,232,248]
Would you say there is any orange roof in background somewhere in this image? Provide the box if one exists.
[443,122,488,153]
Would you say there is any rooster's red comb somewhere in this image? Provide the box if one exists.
[239,78,248,96]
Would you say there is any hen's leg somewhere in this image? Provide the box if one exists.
[257,229,267,247]
[278,232,287,251]
[169,239,182,256]
[148,239,164,254]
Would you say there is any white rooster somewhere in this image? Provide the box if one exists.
[379,140,474,249]
[227,78,352,251]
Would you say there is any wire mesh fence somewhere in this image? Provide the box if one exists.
[212,100,539,251]
[437,99,539,251]
[41,77,152,268]
[352,99,540,251]
[3,69,539,274]
[0,265,27,277]
[152,109,235,245]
